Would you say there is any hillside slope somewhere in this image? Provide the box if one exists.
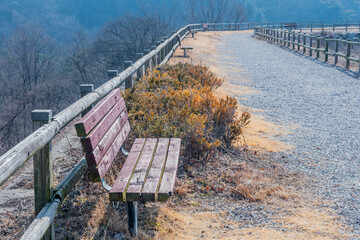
[0,0,358,40]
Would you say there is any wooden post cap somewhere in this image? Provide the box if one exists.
[31,110,52,121]
[108,70,118,79]
[124,61,133,68]
[80,84,94,93]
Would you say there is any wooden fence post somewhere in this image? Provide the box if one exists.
[144,49,151,75]
[346,22,348,32]
[310,24,313,32]
[333,23,335,32]
[316,37,320,59]
[272,29,275,42]
[31,109,54,240]
[160,39,166,62]
[303,34,307,54]
[287,31,291,47]
[292,32,296,49]
[334,40,339,65]
[324,39,329,62]
[80,84,94,117]
[309,37,313,57]
[150,45,157,67]
[124,61,133,89]
[135,53,144,81]
[297,32,301,51]
[346,42,351,70]
[156,41,162,62]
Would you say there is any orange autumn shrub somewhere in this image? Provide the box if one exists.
[123,63,250,160]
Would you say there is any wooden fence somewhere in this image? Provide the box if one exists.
[254,25,360,73]
[1,20,359,239]
[257,21,360,32]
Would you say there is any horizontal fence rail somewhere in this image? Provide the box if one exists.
[254,26,360,73]
[256,21,360,32]
[1,20,359,239]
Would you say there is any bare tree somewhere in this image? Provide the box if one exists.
[93,14,171,69]
[68,30,92,84]
[0,24,60,152]
[183,0,247,23]
[4,24,57,94]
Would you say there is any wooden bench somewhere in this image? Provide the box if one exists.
[75,88,181,236]
[180,46,193,57]
[202,23,208,31]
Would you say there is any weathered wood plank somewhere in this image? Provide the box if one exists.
[109,139,146,201]
[20,199,61,240]
[75,89,122,137]
[126,138,157,201]
[141,138,170,202]
[81,98,126,152]
[85,110,128,167]
[54,158,88,202]
[158,138,181,201]
[91,121,131,181]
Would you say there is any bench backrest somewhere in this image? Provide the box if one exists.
[75,89,130,182]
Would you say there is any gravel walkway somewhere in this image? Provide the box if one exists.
[217,32,360,235]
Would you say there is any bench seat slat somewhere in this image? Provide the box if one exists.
[126,138,157,201]
[91,121,131,181]
[81,98,126,152]
[85,110,128,167]
[109,138,146,201]
[75,89,122,137]
[141,138,170,201]
[158,138,181,201]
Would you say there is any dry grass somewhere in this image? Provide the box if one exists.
[150,148,352,240]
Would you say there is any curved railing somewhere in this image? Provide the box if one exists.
[254,25,360,73]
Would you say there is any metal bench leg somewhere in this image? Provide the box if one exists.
[127,201,138,236]
[183,49,187,57]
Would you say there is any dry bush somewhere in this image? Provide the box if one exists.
[123,63,250,161]
[160,63,224,91]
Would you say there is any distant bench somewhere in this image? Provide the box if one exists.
[75,88,181,236]
[180,46,193,57]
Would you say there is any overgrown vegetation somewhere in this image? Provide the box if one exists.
[124,63,250,160]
